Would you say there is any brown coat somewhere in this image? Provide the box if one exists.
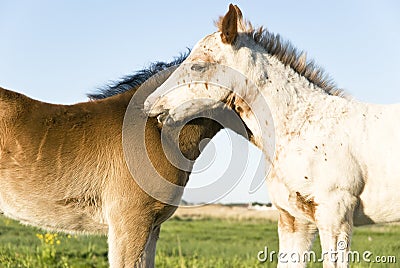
[0,83,222,267]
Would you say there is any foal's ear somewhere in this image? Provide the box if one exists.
[220,4,239,44]
[233,4,243,20]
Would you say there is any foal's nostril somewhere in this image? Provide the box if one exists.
[191,63,208,72]
[157,112,168,124]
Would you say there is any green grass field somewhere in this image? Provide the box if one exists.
[0,216,399,267]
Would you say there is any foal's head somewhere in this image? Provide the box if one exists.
[144,4,260,123]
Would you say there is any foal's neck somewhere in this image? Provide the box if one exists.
[240,53,354,153]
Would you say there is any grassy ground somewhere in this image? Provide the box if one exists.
[0,216,399,267]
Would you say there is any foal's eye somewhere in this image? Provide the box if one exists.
[191,63,208,72]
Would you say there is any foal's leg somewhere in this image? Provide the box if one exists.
[142,225,161,268]
[277,209,317,268]
[315,192,357,268]
[107,206,154,268]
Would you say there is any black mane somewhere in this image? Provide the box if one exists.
[88,52,188,100]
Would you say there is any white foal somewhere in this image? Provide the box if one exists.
[145,4,400,267]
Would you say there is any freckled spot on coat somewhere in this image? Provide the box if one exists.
[295,192,317,222]
[278,209,296,233]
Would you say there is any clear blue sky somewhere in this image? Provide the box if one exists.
[1,1,399,203]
